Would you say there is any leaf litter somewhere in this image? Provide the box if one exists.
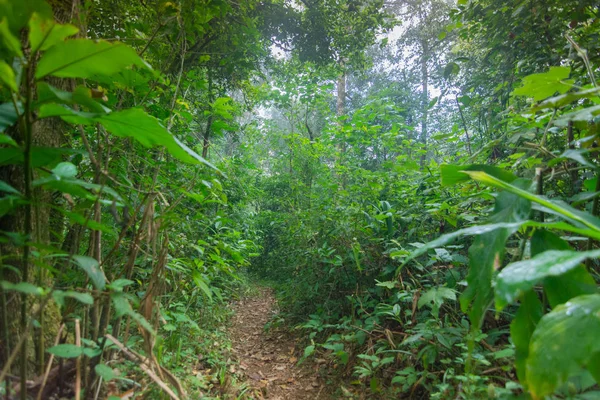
[228,288,328,399]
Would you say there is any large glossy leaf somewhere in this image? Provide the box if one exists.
[513,66,573,101]
[530,230,596,308]
[440,164,516,186]
[496,249,600,310]
[460,185,531,330]
[464,171,600,233]
[97,108,217,169]
[527,294,600,398]
[36,39,148,79]
[38,105,217,169]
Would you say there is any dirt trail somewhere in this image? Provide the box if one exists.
[228,288,326,399]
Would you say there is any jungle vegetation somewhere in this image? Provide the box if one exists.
[1,0,600,398]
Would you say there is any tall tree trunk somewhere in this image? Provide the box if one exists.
[336,72,346,118]
[202,69,214,159]
[420,39,429,167]
[0,0,81,386]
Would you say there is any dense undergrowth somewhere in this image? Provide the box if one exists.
[2,0,600,399]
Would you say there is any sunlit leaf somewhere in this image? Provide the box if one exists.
[28,12,79,52]
[513,67,573,101]
[97,108,218,170]
[440,164,516,186]
[36,39,148,79]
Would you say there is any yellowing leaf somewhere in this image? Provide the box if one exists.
[28,12,79,52]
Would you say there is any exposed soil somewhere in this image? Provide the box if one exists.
[228,288,328,400]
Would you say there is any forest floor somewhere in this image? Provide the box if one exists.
[227,287,330,399]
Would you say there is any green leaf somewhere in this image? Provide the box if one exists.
[460,184,531,331]
[192,271,213,299]
[0,61,17,91]
[0,195,21,217]
[0,0,52,32]
[35,39,148,79]
[443,61,459,78]
[440,164,516,186]
[304,345,315,357]
[53,290,94,307]
[47,344,83,358]
[375,280,396,289]
[0,102,20,133]
[28,13,79,52]
[110,292,155,335]
[0,133,18,147]
[95,364,116,381]
[52,162,77,178]
[37,83,110,114]
[496,249,600,310]
[418,287,456,317]
[107,279,134,291]
[534,87,600,110]
[1,281,43,296]
[97,108,218,169]
[463,171,600,233]
[0,17,23,57]
[558,149,596,169]
[0,180,20,195]
[71,255,106,290]
[513,67,574,101]
[530,230,597,308]
[510,290,543,386]
[401,222,525,268]
[526,294,600,398]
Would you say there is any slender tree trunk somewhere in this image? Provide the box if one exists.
[420,39,429,167]
[202,69,214,159]
[0,0,81,385]
[336,72,346,118]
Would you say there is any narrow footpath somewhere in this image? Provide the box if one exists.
[228,288,327,399]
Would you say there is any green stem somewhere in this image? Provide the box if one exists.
[20,60,34,400]
[0,250,11,400]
